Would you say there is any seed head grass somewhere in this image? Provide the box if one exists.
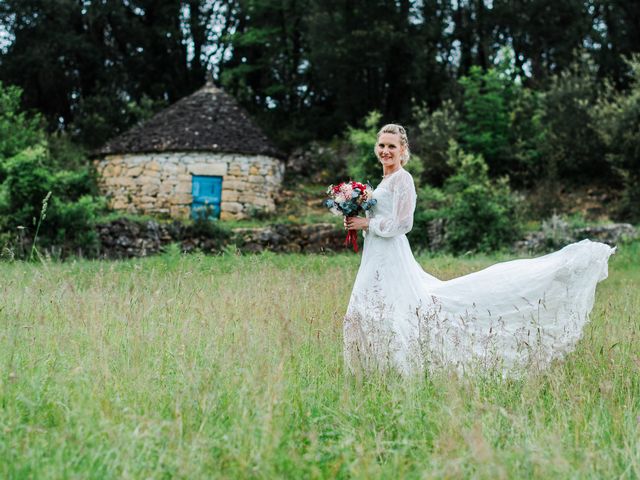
[1,244,639,479]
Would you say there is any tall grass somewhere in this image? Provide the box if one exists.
[1,244,639,479]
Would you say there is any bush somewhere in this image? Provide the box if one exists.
[508,86,547,185]
[285,139,350,185]
[0,145,105,257]
[188,216,231,245]
[443,142,521,253]
[410,142,522,254]
[459,66,513,177]
[412,100,460,186]
[408,184,447,250]
[542,56,609,182]
[593,56,640,222]
[0,82,45,182]
[346,111,383,184]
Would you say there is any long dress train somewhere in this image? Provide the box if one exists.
[343,168,615,376]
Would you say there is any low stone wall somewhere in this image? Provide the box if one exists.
[232,224,348,253]
[95,152,284,220]
[95,218,638,259]
[514,222,637,252]
[96,219,348,259]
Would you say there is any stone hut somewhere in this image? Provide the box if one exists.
[94,83,285,220]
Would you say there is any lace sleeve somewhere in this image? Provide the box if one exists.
[368,172,417,237]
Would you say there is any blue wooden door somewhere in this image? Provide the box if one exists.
[191,175,222,219]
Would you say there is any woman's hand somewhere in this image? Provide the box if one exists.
[344,216,369,231]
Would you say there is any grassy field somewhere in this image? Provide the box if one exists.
[1,242,639,479]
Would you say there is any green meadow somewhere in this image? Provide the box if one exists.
[1,243,639,479]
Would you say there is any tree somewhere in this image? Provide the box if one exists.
[459,66,513,177]
[0,0,232,147]
[0,82,45,182]
[593,56,640,221]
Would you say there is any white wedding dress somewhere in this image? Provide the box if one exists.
[343,168,615,376]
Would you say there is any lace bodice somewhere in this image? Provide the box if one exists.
[367,168,417,238]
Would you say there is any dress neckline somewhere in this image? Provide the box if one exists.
[381,167,404,181]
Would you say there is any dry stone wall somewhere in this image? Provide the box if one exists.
[95,152,284,219]
[96,218,348,258]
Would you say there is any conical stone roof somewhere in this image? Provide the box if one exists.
[98,84,284,159]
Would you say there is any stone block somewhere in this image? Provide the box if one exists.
[177,174,192,182]
[188,163,227,176]
[136,175,161,186]
[221,190,240,202]
[222,179,246,191]
[140,182,159,196]
[251,197,271,207]
[159,182,175,194]
[227,165,244,176]
[220,211,243,220]
[163,163,185,174]
[146,160,161,171]
[119,177,136,187]
[221,201,243,214]
[176,181,192,194]
[112,199,127,210]
[170,194,192,205]
[106,154,124,164]
[128,166,143,177]
[127,154,147,165]
[171,205,190,218]
[249,165,260,175]
[102,164,114,177]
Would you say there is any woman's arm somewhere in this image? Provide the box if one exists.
[368,173,416,237]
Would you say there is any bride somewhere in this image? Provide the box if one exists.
[343,124,615,376]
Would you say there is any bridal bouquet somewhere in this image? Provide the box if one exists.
[324,181,376,252]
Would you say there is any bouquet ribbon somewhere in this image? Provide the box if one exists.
[344,227,359,253]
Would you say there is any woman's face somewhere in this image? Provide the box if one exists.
[376,132,404,170]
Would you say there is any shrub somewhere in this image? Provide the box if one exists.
[593,56,640,222]
[0,82,45,182]
[542,56,609,182]
[412,100,460,186]
[285,140,351,185]
[508,86,547,186]
[0,145,105,257]
[188,217,231,245]
[441,142,521,253]
[408,184,447,251]
[459,66,513,177]
[347,111,383,184]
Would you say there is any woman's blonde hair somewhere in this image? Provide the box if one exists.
[376,123,410,166]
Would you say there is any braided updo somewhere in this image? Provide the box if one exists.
[375,124,410,166]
